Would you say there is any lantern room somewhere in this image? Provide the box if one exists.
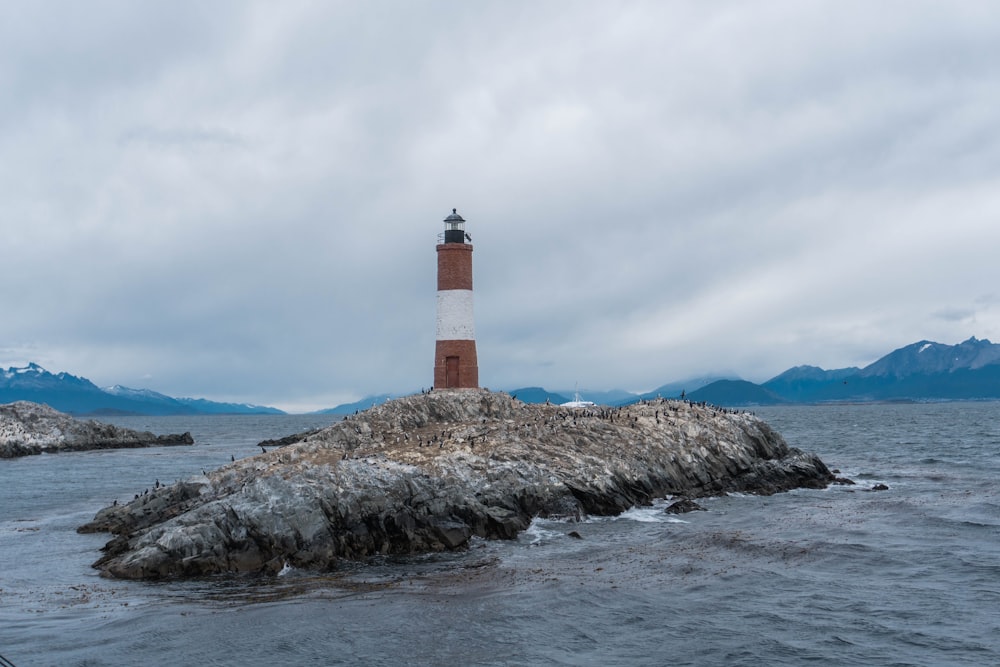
[443,208,467,244]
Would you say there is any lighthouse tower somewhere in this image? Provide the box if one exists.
[434,208,479,389]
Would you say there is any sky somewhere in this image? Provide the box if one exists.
[2,1,1000,412]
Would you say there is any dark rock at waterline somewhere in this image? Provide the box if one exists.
[870,483,890,491]
[665,498,707,514]
[79,390,835,580]
[1,401,193,459]
[832,477,856,485]
[567,530,583,539]
[256,428,323,450]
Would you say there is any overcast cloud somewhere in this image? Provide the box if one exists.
[2,1,999,411]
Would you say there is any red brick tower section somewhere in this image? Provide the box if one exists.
[434,209,479,389]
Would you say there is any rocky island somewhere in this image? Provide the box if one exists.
[1,401,193,458]
[79,390,835,580]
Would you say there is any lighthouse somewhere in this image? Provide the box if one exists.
[434,208,479,389]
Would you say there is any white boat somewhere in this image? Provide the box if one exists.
[561,386,596,408]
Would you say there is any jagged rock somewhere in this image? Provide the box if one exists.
[79,390,834,580]
[665,498,707,514]
[870,483,889,491]
[1,401,193,458]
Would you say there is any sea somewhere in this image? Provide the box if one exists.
[1,402,997,666]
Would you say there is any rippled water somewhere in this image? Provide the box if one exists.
[1,404,998,666]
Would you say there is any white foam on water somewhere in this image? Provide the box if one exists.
[615,504,691,524]
[522,518,568,545]
[618,505,668,523]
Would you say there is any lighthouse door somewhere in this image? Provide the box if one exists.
[445,356,460,388]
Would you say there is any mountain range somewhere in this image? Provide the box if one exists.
[511,337,1000,407]
[0,364,284,415]
[684,337,1000,406]
[4,337,1000,415]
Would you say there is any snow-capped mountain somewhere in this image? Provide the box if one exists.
[751,337,1000,404]
[858,337,1000,378]
[1,364,284,415]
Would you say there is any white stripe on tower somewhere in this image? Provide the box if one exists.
[436,291,475,340]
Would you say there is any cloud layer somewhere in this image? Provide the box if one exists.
[3,2,999,411]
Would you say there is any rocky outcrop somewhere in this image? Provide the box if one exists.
[80,390,834,580]
[1,401,193,458]
[665,498,707,514]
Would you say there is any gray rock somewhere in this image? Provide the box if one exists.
[80,390,833,580]
[665,498,707,514]
[1,401,193,458]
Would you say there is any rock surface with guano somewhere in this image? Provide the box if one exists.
[79,390,833,579]
[1,401,193,458]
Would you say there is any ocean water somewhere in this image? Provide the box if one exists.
[1,404,997,666]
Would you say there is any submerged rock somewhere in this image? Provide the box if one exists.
[665,498,707,514]
[1,401,193,458]
[80,390,833,580]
